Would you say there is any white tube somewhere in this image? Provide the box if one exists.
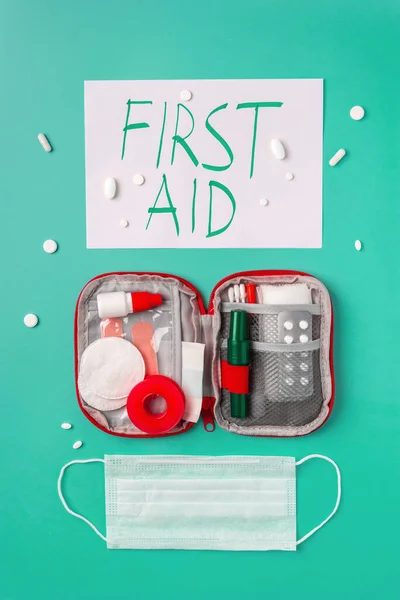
[97,291,131,319]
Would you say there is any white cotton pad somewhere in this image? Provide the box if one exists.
[260,283,312,304]
[78,337,145,411]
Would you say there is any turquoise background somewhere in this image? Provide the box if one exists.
[1,0,399,598]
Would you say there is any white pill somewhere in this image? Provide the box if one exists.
[61,423,72,430]
[228,287,234,303]
[300,363,309,372]
[329,149,346,166]
[299,320,309,330]
[300,334,309,343]
[355,240,362,251]
[104,177,117,199]
[180,89,192,102]
[233,284,240,303]
[284,335,293,344]
[260,198,269,206]
[285,172,294,181]
[350,106,365,121]
[24,313,38,328]
[270,139,286,160]
[120,219,129,228]
[285,363,294,372]
[43,239,58,254]
[239,284,246,302]
[300,377,309,386]
[73,441,83,450]
[38,133,52,152]
[285,377,294,386]
[284,320,293,330]
[301,352,308,358]
[133,173,145,186]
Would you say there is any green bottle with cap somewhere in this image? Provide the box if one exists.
[228,310,250,418]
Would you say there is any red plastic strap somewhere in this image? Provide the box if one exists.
[220,360,249,394]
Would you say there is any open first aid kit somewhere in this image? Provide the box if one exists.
[75,270,334,438]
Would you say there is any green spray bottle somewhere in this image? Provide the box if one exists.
[228,310,250,418]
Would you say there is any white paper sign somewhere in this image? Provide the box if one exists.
[84,79,323,248]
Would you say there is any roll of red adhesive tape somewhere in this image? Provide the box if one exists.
[126,375,185,434]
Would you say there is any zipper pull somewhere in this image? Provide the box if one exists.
[201,397,215,432]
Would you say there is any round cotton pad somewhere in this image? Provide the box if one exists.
[78,337,145,411]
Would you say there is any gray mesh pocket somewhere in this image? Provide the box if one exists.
[219,345,323,428]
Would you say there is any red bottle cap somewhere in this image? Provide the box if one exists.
[130,292,163,313]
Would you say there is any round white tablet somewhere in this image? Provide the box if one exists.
[78,337,145,411]
[355,240,362,251]
[24,313,38,328]
[180,89,192,102]
[284,335,293,345]
[300,334,309,344]
[285,172,294,181]
[133,173,145,186]
[120,219,129,228]
[284,320,293,330]
[43,239,58,254]
[299,320,309,330]
[350,106,365,121]
[260,198,269,206]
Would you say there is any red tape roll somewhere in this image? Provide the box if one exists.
[126,375,185,434]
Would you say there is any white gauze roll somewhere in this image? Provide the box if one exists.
[260,283,312,304]
[78,337,145,411]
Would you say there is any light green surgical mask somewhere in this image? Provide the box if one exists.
[58,454,341,551]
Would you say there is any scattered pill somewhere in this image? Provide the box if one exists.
[350,106,365,121]
[300,363,309,372]
[300,377,309,386]
[61,423,72,430]
[299,334,309,343]
[73,441,83,450]
[133,173,145,186]
[355,240,362,251]
[104,177,117,199]
[180,90,192,102]
[24,314,38,328]
[38,133,52,152]
[120,219,129,228]
[329,149,346,166]
[285,377,294,386]
[284,335,293,344]
[260,198,269,206]
[270,139,286,160]
[284,321,294,330]
[285,172,294,181]
[299,320,309,330]
[43,239,58,254]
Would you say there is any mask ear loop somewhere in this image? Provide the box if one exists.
[57,458,107,542]
[295,454,341,546]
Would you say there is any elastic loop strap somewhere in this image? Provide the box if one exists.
[57,458,107,542]
[295,454,341,546]
[220,360,249,394]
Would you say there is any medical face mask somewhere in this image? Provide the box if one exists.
[58,454,341,551]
